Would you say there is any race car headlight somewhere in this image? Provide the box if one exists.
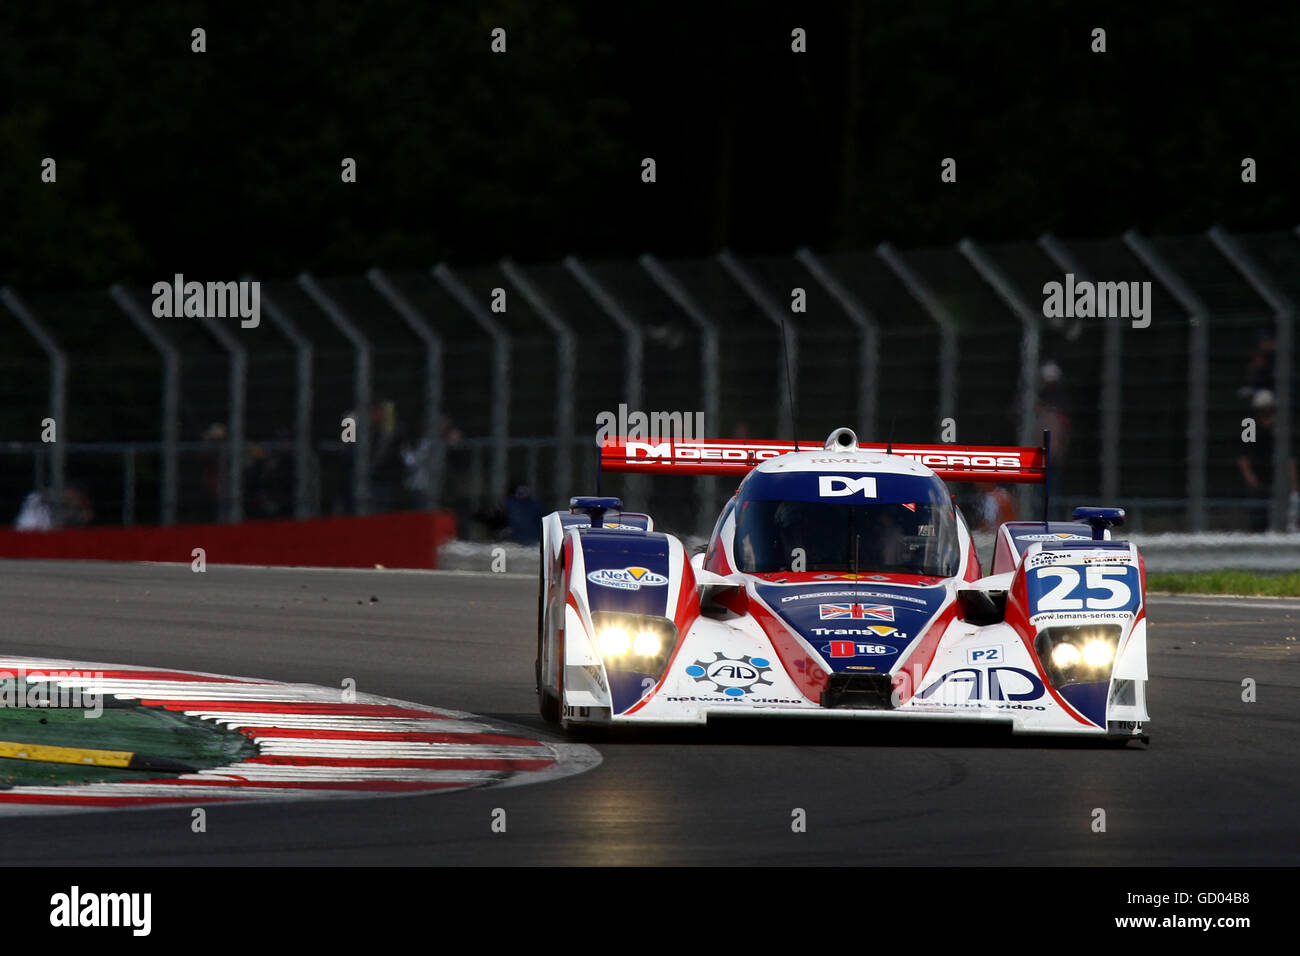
[598,626,631,656]
[632,631,662,656]
[1051,642,1082,668]
[1036,625,1121,688]
[1081,639,1114,667]
[590,612,679,679]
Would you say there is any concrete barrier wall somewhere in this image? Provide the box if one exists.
[0,511,457,569]
[439,532,1300,575]
[1125,533,1300,573]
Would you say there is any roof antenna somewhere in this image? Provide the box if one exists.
[781,317,800,451]
[886,415,896,455]
[1041,428,1051,529]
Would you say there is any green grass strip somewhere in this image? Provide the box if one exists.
[1147,569,1300,597]
[0,690,259,788]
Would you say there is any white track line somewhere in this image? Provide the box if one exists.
[1148,595,1300,611]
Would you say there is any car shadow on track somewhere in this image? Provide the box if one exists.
[489,713,1149,751]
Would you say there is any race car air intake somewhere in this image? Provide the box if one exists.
[821,674,894,710]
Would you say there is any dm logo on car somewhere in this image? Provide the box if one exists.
[685,653,774,697]
[587,566,669,591]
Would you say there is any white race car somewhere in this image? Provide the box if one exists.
[536,428,1149,740]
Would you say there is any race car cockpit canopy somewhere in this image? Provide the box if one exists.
[731,469,960,577]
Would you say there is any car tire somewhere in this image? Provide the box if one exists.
[538,536,562,723]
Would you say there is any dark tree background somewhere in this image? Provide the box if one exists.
[1,0,1296,287]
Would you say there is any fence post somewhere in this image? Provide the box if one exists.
[564,256,643,412]
[877,243,959,430]
[1207,226,1295,532]
[718,250,798,438]
[109,284,179,525]
[0,287,68,524]
[434,263,510,508]
[299,272,373,515]
[957,239,1040,450]
[257,283,315,519]
[565,255,646,505]
[641,254,719,535]
[194,305,246,522]
[122,449,136,526]
[500,258,575,500]
[1122,230,1209,532]
[1039,234,1122,505]
[794,248,879,441]
[957,240,1042,518]
[367,268,444,509]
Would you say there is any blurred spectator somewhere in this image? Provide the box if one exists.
[505,482,543,545]
[330,401,403,514]
[14,485,92,530]
[244,441,288,518]
[972,482,1017,532]
[473,495,507,540]
[198,422,228,522]
[435,415,474,536]
[14,490,53,530]
[401,434,433,502]
[1036,360,1071,497]
[473,481,543,544]
[1237,328,1276,404]
[1236,390,1298,531]
[62,485,93,527]
[370,399,402,511]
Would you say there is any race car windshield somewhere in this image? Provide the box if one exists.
[733,495,960,576]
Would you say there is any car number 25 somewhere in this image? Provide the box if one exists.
[1028,564,1139,612]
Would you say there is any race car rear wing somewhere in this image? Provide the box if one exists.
[599,436,1047,483]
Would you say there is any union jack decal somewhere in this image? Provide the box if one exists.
[818,603,895,621]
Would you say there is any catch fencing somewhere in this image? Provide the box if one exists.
[2,227,1297,542]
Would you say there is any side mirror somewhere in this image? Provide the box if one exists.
[700,583,748,618]
[1071,506,1125,540]
[696,567,748,618]
[958,588,1007,626]
[570,496,624,528]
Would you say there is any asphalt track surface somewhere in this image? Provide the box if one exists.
[0,559,1296,865]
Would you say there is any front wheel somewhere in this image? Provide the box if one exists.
[537,537,562,724]
[539,686,561,724]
